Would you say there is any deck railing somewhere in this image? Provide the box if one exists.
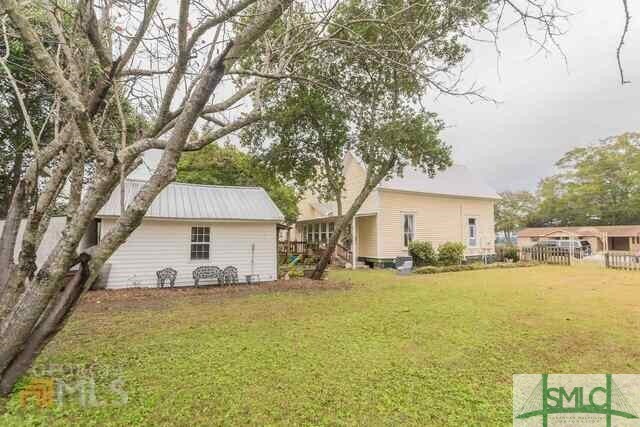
[278,241,319,257]
[278,240,353,265]
[334,243,353,264]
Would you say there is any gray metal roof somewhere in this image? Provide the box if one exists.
[97,180,284,221]
[378,164,500,200]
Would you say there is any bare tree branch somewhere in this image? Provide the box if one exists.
[618,0,631,84]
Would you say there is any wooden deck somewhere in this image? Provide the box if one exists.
[278,241,353,264]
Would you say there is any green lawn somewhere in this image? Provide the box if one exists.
[2,265,640,426]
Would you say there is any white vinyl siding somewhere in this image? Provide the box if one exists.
[0,217,70,266]
[356,215,378,258]
[380,191,495,258]
[100,219,278,288]
[296,153,379,222]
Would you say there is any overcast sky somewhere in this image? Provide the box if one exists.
[434,0,640,192]
[137,1,640,190]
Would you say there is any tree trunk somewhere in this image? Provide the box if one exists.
[311,170,387,280]
[0,181,26,291]
[1,148,23,218]
[0,0,293,396]
[0,255,90,395]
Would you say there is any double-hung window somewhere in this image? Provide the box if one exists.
[403,214,415,248]
[190,226,211,260]
[468,218,478,247]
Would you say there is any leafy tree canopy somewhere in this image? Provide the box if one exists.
[176,144,299,223]
[0,15,56,217]
[534,133,640,226]
[495,190,538,239]
[243,84,349,213]
[244,0,464,215]
[243,0,458,279]
[497,133,640,230]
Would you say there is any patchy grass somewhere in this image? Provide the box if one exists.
[2,266,640,425]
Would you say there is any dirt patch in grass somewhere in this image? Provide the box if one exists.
[78,278,353,313]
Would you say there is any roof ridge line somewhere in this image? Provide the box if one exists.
[125,179,264,190]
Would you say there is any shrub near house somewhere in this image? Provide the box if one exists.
[408,241,437,266]
[496,244,519,262]
[408,240,466,267]
[438,242,466,266]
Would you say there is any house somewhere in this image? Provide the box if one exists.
[294,153,500,267]
[517,226,640,253]
[95,180,284,288]
[0,180,284,289]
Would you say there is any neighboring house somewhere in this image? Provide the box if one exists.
[0,180,284,289]
[517,226,640,253]
[295,153,499,267]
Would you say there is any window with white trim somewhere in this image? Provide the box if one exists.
[468,218,477,247]
[403,214,415,247]
[190,226,211,260]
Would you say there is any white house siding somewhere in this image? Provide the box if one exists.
[340,154,379,214]
[0,217,70,266]
[356,215,378,258]
[99,218,278,289]
[379,190,495,259]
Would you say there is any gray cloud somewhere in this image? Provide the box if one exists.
[431,0,640,191]
[138,1,640,192]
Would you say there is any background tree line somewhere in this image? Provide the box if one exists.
[495,132,640,238]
